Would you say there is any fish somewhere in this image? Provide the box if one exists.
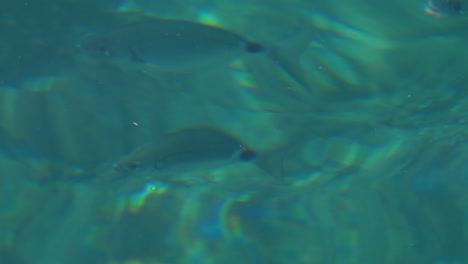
[78,16,312,90]
[424,0,465,17]
[79,18,264,71]
[114,125,256,172]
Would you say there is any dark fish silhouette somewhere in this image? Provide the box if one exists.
[114,126,256,171]
[79,18,264,71]
[79,16,311,90]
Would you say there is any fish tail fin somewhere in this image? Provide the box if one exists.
[254,146,287,182]
[266,27,315,93]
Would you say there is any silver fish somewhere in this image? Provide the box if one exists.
[114,126,256,171]
[79,18,264,71]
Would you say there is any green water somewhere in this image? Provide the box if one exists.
[0,0,467,263]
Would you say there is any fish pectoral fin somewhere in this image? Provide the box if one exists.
[129,46,145,63]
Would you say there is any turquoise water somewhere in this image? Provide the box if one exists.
[1,0,467,263]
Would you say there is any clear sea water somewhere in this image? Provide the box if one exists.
[0,0,467,264]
